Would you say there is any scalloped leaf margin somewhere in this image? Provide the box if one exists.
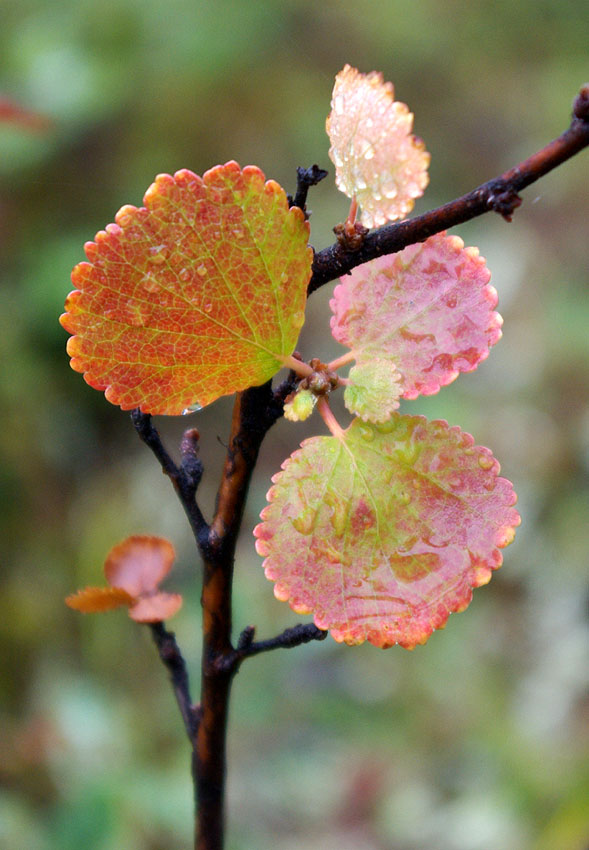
[255,415,520,649]
[61,162,312,415]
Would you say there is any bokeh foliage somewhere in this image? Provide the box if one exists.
[1,1,588,848]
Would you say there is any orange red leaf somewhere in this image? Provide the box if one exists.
[61,162,312,415]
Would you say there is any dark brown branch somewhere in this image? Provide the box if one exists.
[150,622,200,741]
[195,381,285,850]
[131,410,209,547]
[309,89,589,294]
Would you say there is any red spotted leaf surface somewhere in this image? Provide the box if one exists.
[65,535,183,623]
[61,162,312,415]
[255,415,520,649]
[331,233,502,416]
[326,65,430,227]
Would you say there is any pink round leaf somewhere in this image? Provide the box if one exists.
[104,535,176,597]
[331,233,502,403]
[129,592,183,623]
[326,65,430,227]
[61,162,312,415]
[254,415,520,649]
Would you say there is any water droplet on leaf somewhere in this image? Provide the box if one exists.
[358,424,375,441]
[291,508,315,535]
[148,245,168,264]
[182,402,203,415]
[478,453,494,470]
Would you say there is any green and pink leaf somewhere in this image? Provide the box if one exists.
[255,415,520,649]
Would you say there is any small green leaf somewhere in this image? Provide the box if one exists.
[344,359,402,422]
[284,388,317,422]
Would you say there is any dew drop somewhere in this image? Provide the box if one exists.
[375,418,397,434]
[182,402,203,415]
[445,292,458,309]
[364,149,375,160]
[197,264,207,277]
[149,245,168,264]
[324,546,342,565]
[478,453,494,470]
[141,273,160,293]
[280,272,289,284]
[117,212,134,228]
[396,442,420,466]
[203,302,213,313]
[328,498,347,537]
[178,267,191,282]
[291,508,315,535]
[358,424,375,442]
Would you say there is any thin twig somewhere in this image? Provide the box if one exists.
[309,93,589,293]
[131,410,209,547]
[288,164,329,216]
[150,622,200,741]
[214,623,328,673]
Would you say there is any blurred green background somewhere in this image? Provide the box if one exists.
[1,1,588,848]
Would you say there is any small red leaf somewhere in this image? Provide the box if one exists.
[61,162,312,415]
[104,535,176,597]
[65,586,135,613]
[128,592,183,623]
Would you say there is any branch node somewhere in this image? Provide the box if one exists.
[573,83,589,121]
[333,219,369,251]
[486,187,523,222]
[237,625,256,650]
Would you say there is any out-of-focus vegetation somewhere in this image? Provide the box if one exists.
[1,2,588,848]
